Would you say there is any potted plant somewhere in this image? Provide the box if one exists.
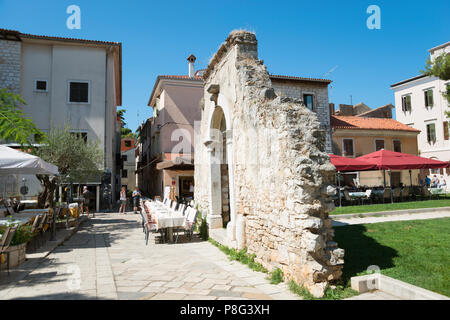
[0,224,33,269]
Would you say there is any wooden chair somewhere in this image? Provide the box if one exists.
[422,186,432,200]
[382,188,392,203]
[175,208,198,243]
[392,188,402,202]
[343,190,357,206]
[361,189,373,205]
[401,187,410,202]
[28,215,42,252]
[0,227,17,275]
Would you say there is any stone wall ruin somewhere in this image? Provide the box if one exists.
[194,31,343,297]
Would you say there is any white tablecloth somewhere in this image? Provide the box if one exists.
[0,212,45,227]
[153,212,186,229]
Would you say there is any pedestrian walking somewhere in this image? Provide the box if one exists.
[119,186,127,214]
[132,187,142,214]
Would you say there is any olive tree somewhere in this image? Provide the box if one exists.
[422,53,450,115]
[32,125,103,208]
[0,89,44,145]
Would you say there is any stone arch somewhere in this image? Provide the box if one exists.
[205,97,236,242]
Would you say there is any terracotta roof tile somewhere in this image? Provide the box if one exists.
[159,75,203,80]
[331,116,420,132]
[270,74,332,83]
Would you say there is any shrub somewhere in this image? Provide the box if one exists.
[269,268,284,284]
[199,216,208,241]
[0,224,33,245]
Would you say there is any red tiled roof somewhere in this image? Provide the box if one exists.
[270,74,332,84]
[331,116,420,132]
[158,75,203,80]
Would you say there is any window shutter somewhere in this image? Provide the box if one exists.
[406,95,411,111]
[431,124,436,142]
[427,125,431,142]
[402,97,406,111]
[429,90,434,106]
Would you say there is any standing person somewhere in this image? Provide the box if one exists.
[132,187,142,214]
[431,175,439,188]
[425,176,431,187]
[119,186,127,214]
[81,186,91,216]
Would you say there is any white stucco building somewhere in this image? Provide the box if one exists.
[0,28,122,208]
[392,41,450,182]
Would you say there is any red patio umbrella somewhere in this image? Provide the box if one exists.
[329,154,378,172]
[356,149,450,170]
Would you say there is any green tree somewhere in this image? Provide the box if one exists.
[421,53,450,115]
[117,108,126,126]
[33,125,103,208]
[0,89,44,145]
[117,109,137,139]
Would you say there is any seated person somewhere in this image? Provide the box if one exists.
[439,179,447,188]
[425,176,431,187]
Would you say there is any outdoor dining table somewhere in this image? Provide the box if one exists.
[429,187,446,195]
[348,192,367,199]
[152,211,186,243]
[0,212,42,226]
[20,208,50,213]
[20,200,38,209]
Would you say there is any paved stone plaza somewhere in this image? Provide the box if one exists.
[0,212,300,300]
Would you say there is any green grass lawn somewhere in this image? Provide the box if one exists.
[334,218,450,297]
[331,197,450,215]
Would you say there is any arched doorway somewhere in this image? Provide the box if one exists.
[209,106,230,227]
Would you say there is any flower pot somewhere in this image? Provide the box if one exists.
[1,243,27,269]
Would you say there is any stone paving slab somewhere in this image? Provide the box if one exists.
[0,212,301,300]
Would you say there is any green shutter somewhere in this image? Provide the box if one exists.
[428,90,434,106]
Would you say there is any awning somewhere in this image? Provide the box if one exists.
[356,149,450,170]
[329,154,377,172]
[156,156,194,170]
[0,145,59,175]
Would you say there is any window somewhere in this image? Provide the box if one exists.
[427,123,436,143]
[122,170,128,178]
[401,95,411,112]
[444,121,449,141]
[124,140,131,147]
[424,89,434,107]
[342,139,354,156]
[375,139,385,151]
[68,81,89,103]
[34,80,48,92]
[303,94,314,111]
[393,140,402,152]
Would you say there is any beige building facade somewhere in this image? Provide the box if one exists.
[141,61,203,200]
[0,29,122,207]
[331,115,420,187]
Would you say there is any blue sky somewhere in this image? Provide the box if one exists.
[1,0,449,132]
